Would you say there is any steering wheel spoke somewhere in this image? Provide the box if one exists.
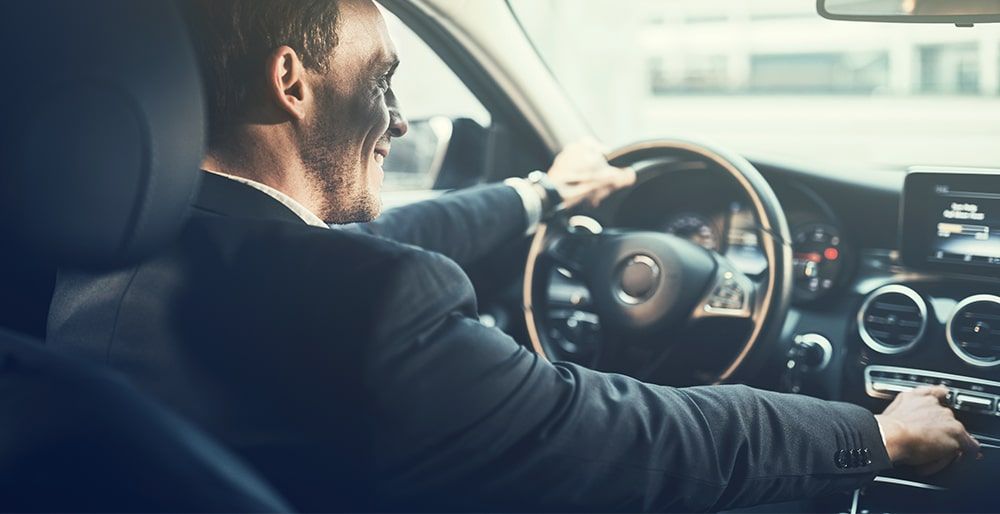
[541,225,602,280]
[691,254,756,321]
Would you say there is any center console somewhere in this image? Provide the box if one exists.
[865,366,1000,418]
[839,169,1000,512]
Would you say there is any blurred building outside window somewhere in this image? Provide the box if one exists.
[509,0,1000,170]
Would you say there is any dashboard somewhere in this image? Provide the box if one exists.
[535,162,1000,511]
[612,168,851,305]
[782,167,1000,512]
[821,170,1000,513]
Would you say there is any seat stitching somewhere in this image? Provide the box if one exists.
[105,267,141,363]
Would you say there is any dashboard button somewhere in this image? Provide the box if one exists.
[871,381,914,394]
[955,393,994,412]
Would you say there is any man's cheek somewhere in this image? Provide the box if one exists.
[367,96,391,135]
[366,157,383,186]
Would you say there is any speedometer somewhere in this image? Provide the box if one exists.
[792,223,845,302]
[665,214,719,251]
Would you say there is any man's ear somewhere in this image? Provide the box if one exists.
[266,46,310,121]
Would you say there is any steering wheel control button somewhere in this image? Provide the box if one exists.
[865,365,1000,417]
[616,254,660,305]
[708,279,745,310]
[698,260,754,319]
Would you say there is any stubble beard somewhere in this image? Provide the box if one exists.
[299,96,381,225]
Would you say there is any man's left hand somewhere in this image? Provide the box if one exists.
[546,139,636,208]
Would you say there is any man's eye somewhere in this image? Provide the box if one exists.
[376,75,391,93]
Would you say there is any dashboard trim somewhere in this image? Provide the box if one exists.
[865,364,1000,398]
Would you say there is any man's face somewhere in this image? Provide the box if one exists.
[300,0,407,224]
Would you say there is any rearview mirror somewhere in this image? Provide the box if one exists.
[818,0,1000,25]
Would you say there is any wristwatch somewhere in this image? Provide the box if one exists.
[527,170,564,218]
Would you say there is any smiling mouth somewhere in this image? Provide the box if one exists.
[373,145,390,166]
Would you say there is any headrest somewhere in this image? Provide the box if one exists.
[0,0,205,268]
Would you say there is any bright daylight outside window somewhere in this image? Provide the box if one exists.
[510,0,1000,171]
[379,6,490,192]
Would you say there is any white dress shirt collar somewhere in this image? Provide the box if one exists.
[205,169,543,236]
[204,170,329,229]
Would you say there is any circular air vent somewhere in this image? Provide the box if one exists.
[947,295,1000,368]
[857,285,928,355]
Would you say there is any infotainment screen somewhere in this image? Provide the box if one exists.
[901,169,1000,274]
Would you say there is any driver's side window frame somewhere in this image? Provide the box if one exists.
[376,0,551,202]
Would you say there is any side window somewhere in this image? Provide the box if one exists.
[379,7,492,192]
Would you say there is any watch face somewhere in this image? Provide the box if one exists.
[529,171,563,212]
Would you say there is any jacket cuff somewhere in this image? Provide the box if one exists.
[828,401,894,475]
[503,177,543,236]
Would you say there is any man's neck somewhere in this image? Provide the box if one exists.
[201,169,329,228]
[202,133,327,221]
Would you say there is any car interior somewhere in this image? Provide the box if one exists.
[3,0,1000,512]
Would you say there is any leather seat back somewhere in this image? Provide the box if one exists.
[0,0,206,339]
[0,0,204,268]
[0,1,290,510]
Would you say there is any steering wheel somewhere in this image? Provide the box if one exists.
[523,139,793,385]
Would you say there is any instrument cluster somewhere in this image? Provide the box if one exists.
[659,201,851,305]
[790,222,846,303]
[598,171,855,307]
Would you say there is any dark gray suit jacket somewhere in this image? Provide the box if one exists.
[48,172,891,512]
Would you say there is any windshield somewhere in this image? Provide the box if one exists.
[510,0,1000,171]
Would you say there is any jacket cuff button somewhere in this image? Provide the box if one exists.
[834,449,850,468]
[850,448,863,468]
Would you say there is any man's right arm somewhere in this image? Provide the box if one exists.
[363,250,898,511]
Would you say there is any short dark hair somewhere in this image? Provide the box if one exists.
[179,0,340,145]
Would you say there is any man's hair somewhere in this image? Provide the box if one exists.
[179,0,341,145]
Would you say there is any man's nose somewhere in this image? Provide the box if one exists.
[388,106,408,138]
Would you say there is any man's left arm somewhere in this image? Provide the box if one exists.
[343,140,635,267]
[342,183,531,268]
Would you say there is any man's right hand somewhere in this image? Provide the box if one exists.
[546,139,636,209]
[875,386,981,476]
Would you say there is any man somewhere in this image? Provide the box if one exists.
[48,0,977,511]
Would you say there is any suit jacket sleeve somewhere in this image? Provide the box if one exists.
[364,250,892,512]
[342,184,528,267]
